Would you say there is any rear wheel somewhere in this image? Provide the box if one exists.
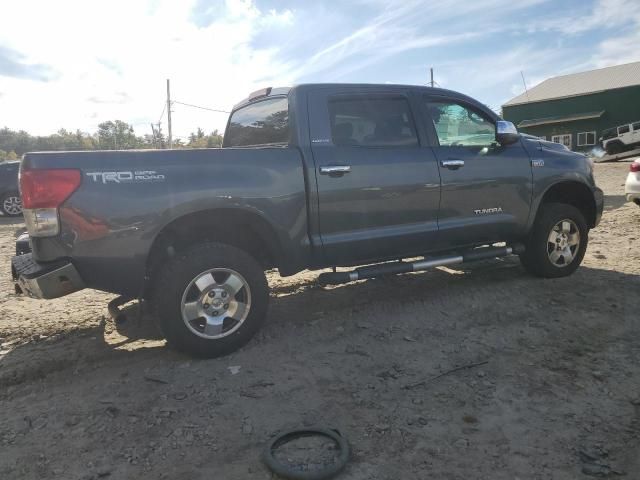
[1,192,22,217]
[519,203,588,278]
[152,242,269,358]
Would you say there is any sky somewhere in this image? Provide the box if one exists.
[0,0,639,140]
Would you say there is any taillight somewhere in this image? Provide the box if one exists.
[20,168,81,237]
[630,162,640,173]
[20,169,81,209]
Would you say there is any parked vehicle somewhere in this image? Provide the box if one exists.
[601,121,640,155]
[0,161,22,217]
[11,84,604,357]
[625,158,640,206]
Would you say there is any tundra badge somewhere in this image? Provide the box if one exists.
[474,207,503,215]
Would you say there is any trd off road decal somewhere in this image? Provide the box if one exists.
[85,171,166,184]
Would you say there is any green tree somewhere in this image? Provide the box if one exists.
[187,128,223,149]
[97,120,139,150]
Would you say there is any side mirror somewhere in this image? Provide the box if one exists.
[496,120,519,145]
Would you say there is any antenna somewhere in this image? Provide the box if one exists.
[520,71,530,102]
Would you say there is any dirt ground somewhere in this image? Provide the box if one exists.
[1,161,639,480]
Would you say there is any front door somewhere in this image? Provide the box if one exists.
[422,96,533,247]
[309,89,441,265]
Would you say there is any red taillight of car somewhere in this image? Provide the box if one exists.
[20,169,82,209]
[630,162,640,173]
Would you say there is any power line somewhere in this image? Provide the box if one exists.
[172,100,230,114]
[157,102,166,126]
[167,79,173,149]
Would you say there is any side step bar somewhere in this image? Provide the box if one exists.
[317,244,524,286]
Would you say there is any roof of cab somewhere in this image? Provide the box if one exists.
[231,83,495,117]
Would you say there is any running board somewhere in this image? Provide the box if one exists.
[317,244,524,286]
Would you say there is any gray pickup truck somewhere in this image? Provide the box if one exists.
[12,84,604,357]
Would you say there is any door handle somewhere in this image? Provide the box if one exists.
[441,159,465,169]
[319,165,351,176]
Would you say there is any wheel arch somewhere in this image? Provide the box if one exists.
[532,181,597,229]
[145,207,285,294]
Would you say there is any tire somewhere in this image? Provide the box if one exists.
[605,141,624,155]
[151,242,269,358]
[1,192,23,217]
[519,202,588,278]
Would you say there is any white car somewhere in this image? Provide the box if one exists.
[625,158,640,206]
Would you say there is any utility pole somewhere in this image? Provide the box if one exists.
[166,79,173,149]
[430,67,434,87]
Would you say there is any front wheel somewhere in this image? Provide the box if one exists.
[519,203,588,278]
[151,242,269,358]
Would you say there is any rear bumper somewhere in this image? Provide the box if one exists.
[12,253,85,299]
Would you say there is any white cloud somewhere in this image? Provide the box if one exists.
[0,0,294,136]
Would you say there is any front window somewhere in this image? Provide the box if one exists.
[224,97,289,147]
[426,101,495,147]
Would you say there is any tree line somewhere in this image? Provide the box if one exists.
[0,121,224,161]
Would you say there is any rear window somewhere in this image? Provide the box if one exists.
[328,96,418,147]
[224,97,289,147]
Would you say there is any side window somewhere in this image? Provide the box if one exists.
[224,97,289,147]
[328,97,418,147]
[632,122,640,131]
[426,101,495,147]
[618,125,630,135]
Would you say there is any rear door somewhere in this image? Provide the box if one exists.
[308,88,441,265]
[421,96,533,247]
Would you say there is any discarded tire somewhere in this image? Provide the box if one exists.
[262,427,349,480]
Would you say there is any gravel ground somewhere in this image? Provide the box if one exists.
[0,161,639,480]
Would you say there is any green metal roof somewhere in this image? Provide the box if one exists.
[504,61,640,106]
[517,110,605,128]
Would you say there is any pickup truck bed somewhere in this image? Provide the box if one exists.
[22,147,308,296]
